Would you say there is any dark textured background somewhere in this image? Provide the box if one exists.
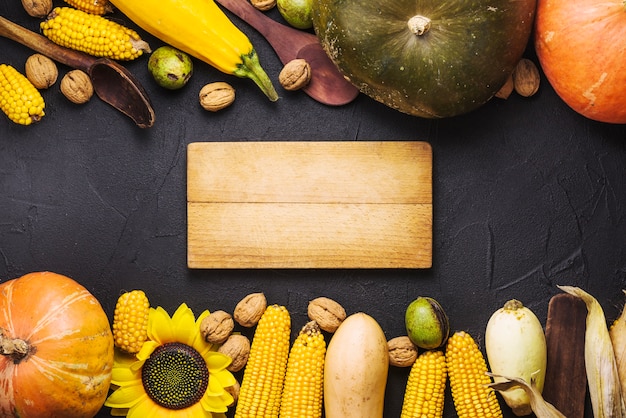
[1,0,626,416]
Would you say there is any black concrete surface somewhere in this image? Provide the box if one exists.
[2,1,625,416]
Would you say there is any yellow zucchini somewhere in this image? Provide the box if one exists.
[324,312,389,418]
[108,0,278,101]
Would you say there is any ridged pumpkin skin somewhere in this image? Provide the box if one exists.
[0,272,114,418]
[534,0,626,123]
[312,0,536,118]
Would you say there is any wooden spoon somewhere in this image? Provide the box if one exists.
[215,0,359,106]
[0,16,155,128]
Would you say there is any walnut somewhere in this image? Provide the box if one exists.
[200,310,234,344]
[21,0,52,18]
[199,82,235,112]
[233,293,267,327]
[513,58,540,97]
[218,334,251,372]
[25,54,58,90]
[307,297,346,333]
[279,59,311,91]
[250,0,276,11]
[388,336,418,367]
[60,70,93,104]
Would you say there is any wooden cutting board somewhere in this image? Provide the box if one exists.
[187,141,432,269]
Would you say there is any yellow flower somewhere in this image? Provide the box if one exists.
[105,303,237,418]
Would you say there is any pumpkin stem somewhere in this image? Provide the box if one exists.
[0,328,30,362]
[407,15,431,36]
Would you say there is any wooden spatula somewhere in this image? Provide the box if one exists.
[542,293,587,418]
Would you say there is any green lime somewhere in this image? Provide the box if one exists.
[405,296,450,349]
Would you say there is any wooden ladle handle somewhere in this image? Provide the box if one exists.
[0,15,95,72]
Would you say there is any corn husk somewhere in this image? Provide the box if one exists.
[610,290,626,400]
[558,285,626,418]
[488,373,566,418]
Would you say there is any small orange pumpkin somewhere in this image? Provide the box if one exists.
[0,272,114,417]
[534,0,626,123]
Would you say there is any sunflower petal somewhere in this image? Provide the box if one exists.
[191,311,212,353]
[114,350,138,366]
[170,303,198,346]
[196,342,217,360]
[206,375,225,397]
[182,403,213,418]
[205,351,231,372]
[110,408,130,417]
[200,391,231,414]
[127,396,166,418]
[148,306,175,344]
[212,369,237,389]
[111,363,141,385]
[137,340,159,362]
[104,382,147,409]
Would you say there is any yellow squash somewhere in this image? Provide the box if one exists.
[324,312,389,418]
[108,0,278,101]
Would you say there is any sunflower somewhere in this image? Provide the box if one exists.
[105,303,237,418]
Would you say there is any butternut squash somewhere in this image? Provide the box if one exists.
[324,312,389,418]
[108,0,278,101]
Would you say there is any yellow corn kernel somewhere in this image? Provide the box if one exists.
[0,64,45,125]
[63,0,112,15]
[112,290,150,354]
[236,304,291,418]
[446,331,503,418]
[400,350,447,418]
[40,7,150,61]
[279,320,326,418]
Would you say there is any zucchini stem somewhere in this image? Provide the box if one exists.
[235,50,279,102]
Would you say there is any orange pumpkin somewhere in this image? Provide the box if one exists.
[534,0,626,123]
[0,272,114,417]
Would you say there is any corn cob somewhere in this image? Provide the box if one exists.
[0,64,45,125]
[279,320,326,418]
[446,331,503,418]
[63,0,112,15]
[236,304,291,418]
[112,290,150,354]
[40,7,150,61]
[400,350,447,418]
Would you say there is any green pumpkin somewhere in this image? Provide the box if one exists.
[312,0,536,118]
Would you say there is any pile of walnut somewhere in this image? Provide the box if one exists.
[199,293,347,402]
[24,53,94,104]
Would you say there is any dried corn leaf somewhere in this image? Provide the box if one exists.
[488,373,565,418]
[558,285,626,418]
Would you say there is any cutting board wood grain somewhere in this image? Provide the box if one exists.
[187,141,432,269]
[542,293,587,418]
